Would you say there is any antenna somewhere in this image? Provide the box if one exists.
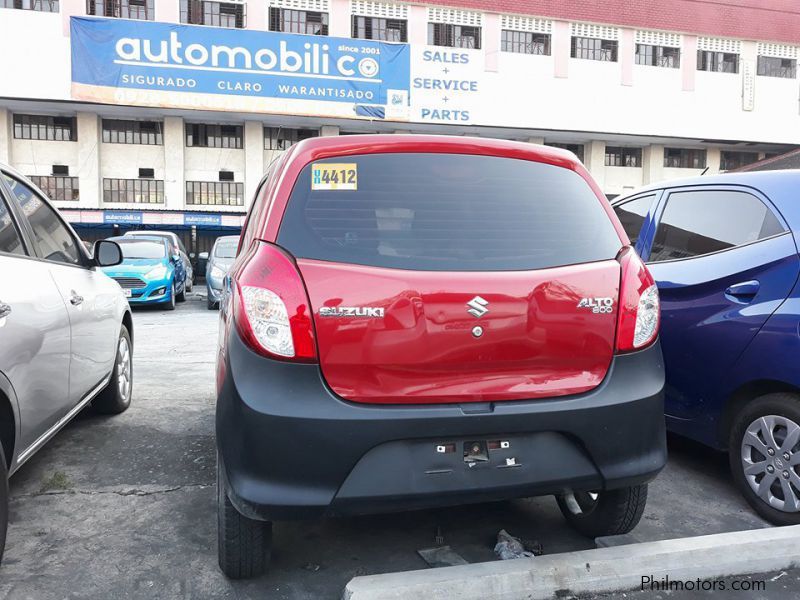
[701,167,709,175]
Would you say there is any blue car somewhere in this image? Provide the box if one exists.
[102,236,184,310]
[613,170,800,525]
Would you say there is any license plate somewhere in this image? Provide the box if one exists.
[124,289,132,298]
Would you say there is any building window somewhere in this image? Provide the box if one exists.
[13,115,77,142]
[28,176,80,202]
[757,56,797,79]
[186,123,243,149]
[102,119,163,145]
[428,23,481,49]
[0,0,59,11]
[103,178,164,204]
[264,127,318,150]
[664,148,707,169]
[605,146,643,167]
[501,30,550,55]
[269,8,328,35]
[185,181,244,206]
[86,0,154,19]
[571,37,618,62]
[720,151,760,171]
[352,15,406,42]
[697,50,739,73]
[635,44,680,68]
[180,0,245,28]
[547,143,585,163]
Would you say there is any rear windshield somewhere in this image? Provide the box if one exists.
[117,240,165,259]
[215,241,238,258]
[277,153,622,271]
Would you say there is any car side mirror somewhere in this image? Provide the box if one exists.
[199,252,209,260]
[94,240,123,267]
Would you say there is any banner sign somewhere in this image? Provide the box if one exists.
[103,211,143,225]
[70,17,410,118]
[184,212,222,227]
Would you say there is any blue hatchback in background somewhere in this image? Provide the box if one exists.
[102,236,182,310]
[613,170,800,525]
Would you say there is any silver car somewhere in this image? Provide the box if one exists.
[0,166,132,563]
[205,235,239,310]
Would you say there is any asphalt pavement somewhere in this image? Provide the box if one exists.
[0,294,792,599]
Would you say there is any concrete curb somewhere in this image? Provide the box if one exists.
[343,525,800,600]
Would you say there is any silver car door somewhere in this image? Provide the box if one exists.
[0,179,71,466]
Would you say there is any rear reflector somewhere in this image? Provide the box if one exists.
[233,242,317,362]
[616,247,660,353]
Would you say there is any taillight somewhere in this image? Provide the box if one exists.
[616,247,660,353]
[232,242,317,362]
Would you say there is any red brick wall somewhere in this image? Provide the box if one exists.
[423,0,800,44]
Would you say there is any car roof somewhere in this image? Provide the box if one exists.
[214,236,240,244]
[126,230,178,239]
[614,169,800,230]
[109,235,167,245]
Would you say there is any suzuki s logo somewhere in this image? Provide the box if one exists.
[319,306,384,318]
[577,297,614,314]
[466,296,489,318]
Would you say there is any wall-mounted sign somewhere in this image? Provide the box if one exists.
[103,211,143,225]
[184,212,222,227]
[70,17,410,119]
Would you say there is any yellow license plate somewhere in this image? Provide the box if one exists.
[311,163,358,191]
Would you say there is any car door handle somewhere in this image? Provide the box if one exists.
[69,291,84,306]
[725,280,760,301]
[0,301,10,319]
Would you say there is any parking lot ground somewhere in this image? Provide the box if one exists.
[0,296,793,600]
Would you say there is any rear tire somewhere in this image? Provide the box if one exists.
[217,457,271,579]
[93,325,133,415]
[729,393,800,525]
[0,444,8,565]
[176,280,187,303]
[557,484,648,537]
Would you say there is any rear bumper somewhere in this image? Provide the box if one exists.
[217,331,666,522]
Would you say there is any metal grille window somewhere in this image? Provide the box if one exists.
[428,23,481,49]
[571,37,618,62]
[186,181,244,206]
[102,120,163,145]
[186,123,243,149]
[180,0,246,28]
[757,56,797,79]
[547,143,585,163]
[501,30,551,55]
[635,44,680,68]
[352,16,406,42]
[28,176,80,202]
[0,0,58,10]
[269,8,328,34]
[103,178,164,204]
[664,148,707,169]
[605,147,642,167]
[697,51,739,73]
[720,151,760,171]
[86,0,154,19]
[265,127,318,150]
[13,115,77,141]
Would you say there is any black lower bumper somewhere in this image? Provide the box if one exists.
[217,330,666,521]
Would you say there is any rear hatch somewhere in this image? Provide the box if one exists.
[277,152,624,404]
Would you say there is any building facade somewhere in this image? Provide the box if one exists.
[0,0,799,248]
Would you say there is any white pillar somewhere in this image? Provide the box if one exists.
[585,140,606,190]
[163,116,185,211]
[320,125,340,137]
[642,144,664,185]
[526,137,545,145]
[329,0,350,37]
[76,113,100,209]
[0,108,10,165]
[707,147,722,174]
[244,121,264,208]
